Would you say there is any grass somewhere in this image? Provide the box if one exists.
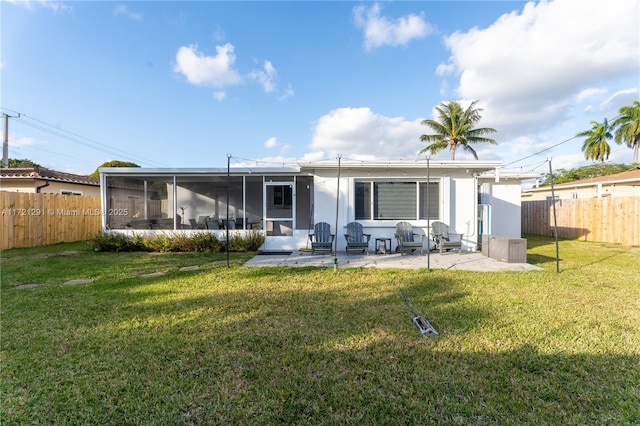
[1,236,639,424]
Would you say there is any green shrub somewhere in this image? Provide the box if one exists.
[89,232,147,252]
[89,232,233,253]
[144,232,223,253]
[227,230,265,252]
[188,232,222,252]
[144,233,174,252]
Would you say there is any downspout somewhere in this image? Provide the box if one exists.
[472,174,479,251]
[35,180,50,193]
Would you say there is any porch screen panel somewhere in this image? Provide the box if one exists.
[295,176,313,229]
[245,176,263,230]
[419,182,439,220]
[373,182,416,220]
[354,181,371,220]
[105,176,172,230]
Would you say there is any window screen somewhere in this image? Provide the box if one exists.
[374,182,416,220]
[355,180,439,221]
[419,182,439,220]
[355,181,371,220]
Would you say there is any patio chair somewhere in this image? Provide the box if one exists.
[394,221,425,255]
[344,222,371,255]
[309,222,335,254]
[205,218,220,229]
[431,221,463,254]
[197,215,209,229]
[221,219,236,230]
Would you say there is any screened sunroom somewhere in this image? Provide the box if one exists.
[99,168,313,249]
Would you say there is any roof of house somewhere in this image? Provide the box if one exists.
[100,160,506,175]
[525,168,640,193]
[0,167,99,186]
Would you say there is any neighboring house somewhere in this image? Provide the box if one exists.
[522,169,640,201]
[0,167,100,196]
[99,160,537,252]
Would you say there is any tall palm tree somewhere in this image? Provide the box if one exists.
[577,118,613,163]
[419,100,497,160]
[611,100,640,164]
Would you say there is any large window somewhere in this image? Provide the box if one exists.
[355,181,439,220]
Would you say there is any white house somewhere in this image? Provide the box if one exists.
[99,159,535,253]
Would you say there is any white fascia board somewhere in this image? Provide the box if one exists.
[477,171,541,182]
[98,166,301,176]
[297,159,503,172]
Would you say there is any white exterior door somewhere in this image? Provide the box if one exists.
[263,181,295,251]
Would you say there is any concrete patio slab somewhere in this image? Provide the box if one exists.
[244,251,543,272]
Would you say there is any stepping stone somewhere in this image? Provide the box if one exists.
[179,265,200,271]
[63,279,94,285]
[15,284,41,290]
[140,272,165,278]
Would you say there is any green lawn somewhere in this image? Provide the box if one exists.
[1,236,639,424]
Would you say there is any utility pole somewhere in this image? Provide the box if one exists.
[2,112,20,168]
[2,113,9,168]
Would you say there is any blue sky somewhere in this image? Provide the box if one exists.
[1,0,638,176]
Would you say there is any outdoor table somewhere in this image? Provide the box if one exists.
[375,237,392,255]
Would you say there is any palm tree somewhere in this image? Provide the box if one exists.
[419,100,497,160]
[577,118,613,163]
[611,100,640,164]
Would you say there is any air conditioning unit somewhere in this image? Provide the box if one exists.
[481,235,527,263]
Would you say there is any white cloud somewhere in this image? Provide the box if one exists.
[353,3,432,50]
[264,137,290,155]
[279,84,294,101]
[248,60,277,93]
[213,91,226,101]
[600,88,639,117]
[9,0,71,13]
[435,62,455,77]
[438,0,639,137]
[9,134,39,148]
[113,4,142,21]
[264,137,278,149]
[575,87,608,103]
[306,107,423,160]
[174,43,242,88]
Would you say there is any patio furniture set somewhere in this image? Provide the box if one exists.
[308,221,463,256]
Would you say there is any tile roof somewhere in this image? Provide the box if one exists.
[0,167,99,186]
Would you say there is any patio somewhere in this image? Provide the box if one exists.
[244,251,542,271]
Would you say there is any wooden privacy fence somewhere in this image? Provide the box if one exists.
[522,197,640,246]
[1,192,102,250]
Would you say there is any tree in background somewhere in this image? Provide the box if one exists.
[611,100,640,164]
[539,163,637,186]
[89,160,140,178]
[6,158,42,168]
[577,118,613,163]
[419,100,497,160]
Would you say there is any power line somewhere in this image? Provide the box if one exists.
[11,143,98,168]
[503,112,625,168]
[504,135,581,167]
[1,107,168,167]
